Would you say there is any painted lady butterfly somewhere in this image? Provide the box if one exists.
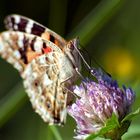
[0,14,81,125]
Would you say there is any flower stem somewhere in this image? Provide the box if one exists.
[49,125,63,140]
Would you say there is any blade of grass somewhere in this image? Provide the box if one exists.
[46,125,54,140]
[68,0,125,46]
[48,0,68,36]
[0,82,27,127]
[49,125,63,140]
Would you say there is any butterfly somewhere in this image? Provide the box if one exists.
[0,14,81,125]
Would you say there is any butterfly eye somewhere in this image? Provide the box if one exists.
[68,43,74,51]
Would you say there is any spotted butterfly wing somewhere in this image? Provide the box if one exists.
[4,14,66,48]
[0,14,81,124]
[4,14,80,75]
[0,21,80,126]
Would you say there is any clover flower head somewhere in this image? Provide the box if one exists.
[68,68,135,140]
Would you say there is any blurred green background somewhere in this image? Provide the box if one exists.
[0,0,140,140]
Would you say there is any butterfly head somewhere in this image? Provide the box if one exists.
[65,38,81,71]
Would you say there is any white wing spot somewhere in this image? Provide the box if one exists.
[14,62,23,72]
[2,32,10,40]
[38,55,46,64]
[34,40,42,52]
[22,63,32,78]
[7,57,15,64]
[43,74,53,85]
[26,20,34,33]
[17,33,24,48]
[14,15,20,24]
[13,50,21,59]
[14,25,18,30]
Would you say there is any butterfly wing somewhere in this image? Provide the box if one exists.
[22,53,68,125]
[0,31,76,124]
[4,15,81,76]
[0,31,61,72]
[4,14,66,48]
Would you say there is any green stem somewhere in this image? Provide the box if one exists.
[0,82,27,127]
[49,125,63,140]
[46,125,53,140]
[68,0,125,46]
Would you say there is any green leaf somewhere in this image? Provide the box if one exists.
[85,133,100,140]
[86,114,119,140]
[122,125,140,140]
[122,108,140,123]
[100,114,120,132]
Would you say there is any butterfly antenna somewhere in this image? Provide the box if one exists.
[74,43,92,71]
[91,55,112,77]
[79,43,111,77]
[79,44,93,78]
[80,47,92,68]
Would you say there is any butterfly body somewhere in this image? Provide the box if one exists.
[0,14,80,125]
